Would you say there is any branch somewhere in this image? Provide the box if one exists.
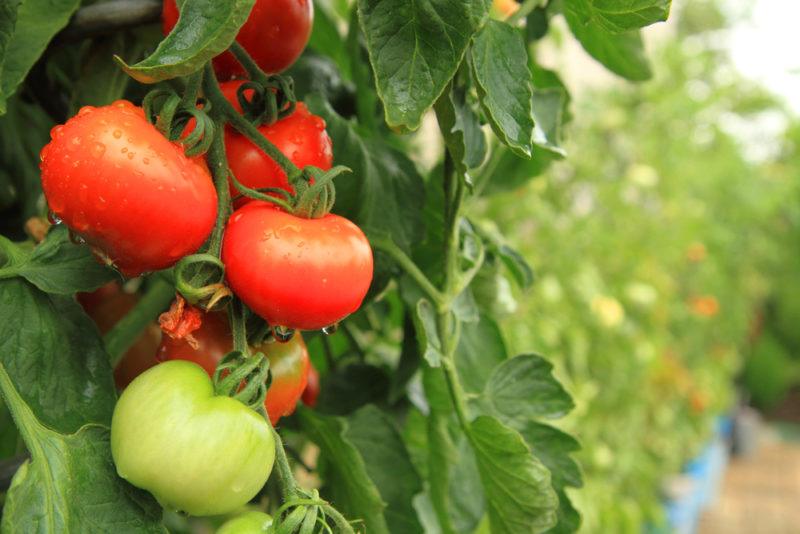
[57,0,162,43]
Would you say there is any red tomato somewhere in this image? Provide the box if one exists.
[301,363,319,407]
[78,282,161,389]
[163,0,313,79]
[40,101,217,277]
[158,310,310,424]
[220,81,333,201]
[222,202,373,331]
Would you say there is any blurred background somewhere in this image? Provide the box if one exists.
[475,0,800,532]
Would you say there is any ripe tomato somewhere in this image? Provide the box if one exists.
[77,282,161,389]
[218,511,273,534]
[158,310,311,425]
[111,360,275,516]
[162,0,313,79]
[40,101,217,277]
[222,202,373,331]
[301,362,319,407]
[220,80,333,201]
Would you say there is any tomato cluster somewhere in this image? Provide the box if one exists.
[37,2,371,517]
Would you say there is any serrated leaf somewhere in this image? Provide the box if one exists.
[435,83,487,177]
[0,0,80,114]
[0,226,117,294]
[563,0,652,81]
[357,0,490,131]
[298,407,389,534]
[117,0,256,83]
[586,0,671,33]
[469,416,558,533]
[483,354,574,423]
[547,489,581,534]
[470,20,535,158]
[346,406,424,534]
[517,422,582,489]
[413,298,444,367]
[456,314,507,395]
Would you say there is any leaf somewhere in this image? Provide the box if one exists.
[563,0,652,81]
[547,489,581,534]
[532,88,567,156]
[116,0,256,83]
[435,83,487,177]
[308,1,351,80]
[346,406,424,534]
[0,0,21,84]
[316,363,390,415]
[0,226,117,294]
[297,407,389,534]
[471,222,535,288]
[0,279,164,531]
[483,354,574,423]
[0,0,80,114]
[306,95,425,254]
[456,314,507,395]
[481,145,555,194]
[357,0,490,131]
[584,0,671,33]
[470,20,535,158]
[469,415,558,533]
[517,422,582,489]
[412,299,444,367]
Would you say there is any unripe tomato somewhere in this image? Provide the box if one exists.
[222,202,373,331]
[217,511,273,534]
[162,0,313,79]
[158,310,311,424]
[111,360,275,516]
[40,101,217,277]
[301,363,319,407]
[77,282,161,389]
[220,81,333,201]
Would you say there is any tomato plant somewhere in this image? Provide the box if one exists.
[302,363,319,408]
[217,511,273,533]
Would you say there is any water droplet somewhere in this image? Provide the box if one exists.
[51,125,65,138]
[127,152,135,160]
[113,129,122,139]
[142,157,150,165]
[78,106,95,115]
[70,136,81,147]
[322,323,338,335]
[47,211,62,225]
[68,230,86,245]
[273,326,295,343]
[91,142,106,158]
[120,147,128,154]
[296,241,305,248]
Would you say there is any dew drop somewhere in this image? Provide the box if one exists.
[142,157,150,165]
[91,142,106,158]
[113,129,122,139]
[322,323,339,335]
[47,211,62,225]
[78,106,95,115]
[127,152,135,160]
[121,147,128,153]
[273,326,295,343]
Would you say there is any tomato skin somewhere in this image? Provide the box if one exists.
[221,81,333,201]
[40,101,217,277]
[218,511,273,534]
[301,363,319,407]
[158,311,310,424]
[162,0,313,79]
[78,282,161,389]
[111,360,275,516]
[222,202,374,330]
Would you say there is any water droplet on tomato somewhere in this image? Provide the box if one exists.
[297,241,305,248]
[78,106,95,115]
[121,147,128,153]
[113,130,122,139]
[91,142,106,158]
[51,125,64,138]
[47,211,62,225]
[274,326,295,343]
[70,136,81,147]
[127,152,135,160]
[322,323,338,335]
[142,157,150,165]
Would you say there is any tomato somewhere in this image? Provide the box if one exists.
[78,282,161,389]
[162,0,313,79]
[220,81,333,201]
[301,363,319,407]
[40,101,217,277]
[158,310,310,424]
[218,511,274,534]
[111,360,275,516]
[222,202,373,330]
[491,0,519,18]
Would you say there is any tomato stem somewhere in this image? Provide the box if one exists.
[271,426,301,500]
[205,130,233,257]
[229,42,271,86]
[370,235,446,309]
[180,69,204,109]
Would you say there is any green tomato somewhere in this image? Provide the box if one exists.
[111,360,275,516]
[217,511,274,533]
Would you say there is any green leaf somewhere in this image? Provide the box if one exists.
[435,83,487,177]
[0,279,164,531]
[298,407,389,534]
[0,0,80,114]
[470,20,535,158]
[0,226,117,294]
[456,314,507,395]
[116,0,256,83]
[469,415,558,533]
[532,88,567,156]
[481,145,555,194]
[306,95,425,254]
[346,406,424,534]
[547,489,581,534]
[412,299,444,367]
[581,0,671,33]
[517,422,582,489]
[563,0,652,81]
[308,1,351,80]
[471,223,535,288]
[316,363,390,415]
[357,0,490,131]
[483,355,574,423]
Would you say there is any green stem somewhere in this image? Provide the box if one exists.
[203,65,302,182]
[104,275,174,366]
[229,42,270,84]
[370,236,446,309]
[180,69,203,108]
[229,298,248,353]
[271,426,300,501]
[205,128,232,257]
[507,0,544,25]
